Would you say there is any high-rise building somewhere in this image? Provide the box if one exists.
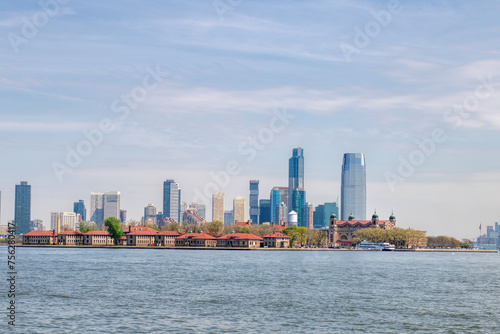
[73,200,86,222]
[302,202,314,229]
[144,204,157,224]
[163,180,181,222]
[90,191,121,227]
[212,190,225,222]
[277,202,287,224]
[233,196,245,222]
[224,210,234,226]
[341,153,366,220]
[51,212,77,232]
[270,186,288,223]
[120,210,127,224]
[30,219,44,231]
[180,202,188,223]
[259,199,271,224]
[189,203,206,220]
[313,202,339,229]
[249,180,259,224]
[15,181,31,235]
[291,189,306,227]
[288,147,305,210]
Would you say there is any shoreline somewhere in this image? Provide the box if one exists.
[12,245,498,252]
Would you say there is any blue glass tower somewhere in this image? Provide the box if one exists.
[341,153,366,220]
[288,148,305,225]
[163,180,181,222]
[249,180,259,224]
[73,200,86,221]
[15,181,31,235]
[259,199,271,224]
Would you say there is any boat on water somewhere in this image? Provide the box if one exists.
[356,240,395,251]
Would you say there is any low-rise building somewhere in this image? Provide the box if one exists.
[125,226,158,246]
[58,230,83,245]
[217,233,263,248]
[83,231,114,246]
[155,231,183,247]
[263,232,290,248]
[22,231,58,245]
[175,232,217,247]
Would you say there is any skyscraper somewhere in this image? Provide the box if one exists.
[163,180,180,222]
[233,196,245,222]
[73,200,86,222]
[249,180,259,224]
[144,204,157,224]
[302,202,314,229]
[313,202,339,229]
[90,191,121,227]
[270,186,288,223]
[14,181,31,235]
[212,190,224,222]
[341,153,366,220]
[224,210,234,226]
[50,212,77,232]
[288,148,306,226]
[259,199,271,224]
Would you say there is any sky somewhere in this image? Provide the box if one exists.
[1,0,499,239]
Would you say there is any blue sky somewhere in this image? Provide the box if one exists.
[1,0,500,238]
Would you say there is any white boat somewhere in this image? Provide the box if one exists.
[356,240,395,251]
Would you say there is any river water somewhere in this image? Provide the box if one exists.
[7,247,500,333]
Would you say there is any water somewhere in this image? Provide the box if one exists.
[7,247,500,333]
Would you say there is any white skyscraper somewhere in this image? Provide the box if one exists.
[50,212,77,232]
[90,191,121,227]
[233,196,245,223]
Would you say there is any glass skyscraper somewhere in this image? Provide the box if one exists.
[163,180,181,222]
[341,153,366,220]
[288,148,304,208]
[73,199,86,221]
[249,180,259,224]
[14,181,31,235]
[259,199,270,224]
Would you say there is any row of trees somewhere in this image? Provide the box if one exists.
[352,227,427,249]
[427,236,473,249]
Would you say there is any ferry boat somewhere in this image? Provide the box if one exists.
[356,240,395,251]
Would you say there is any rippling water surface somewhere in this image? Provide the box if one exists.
[8,247,500,333]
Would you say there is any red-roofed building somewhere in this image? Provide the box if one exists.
[22,231,57,245]
[83,231,114,246]
[125,227,159,246]
[328,212,396,248]
[57,230,83,245]
[217,233,263,248]
[175,232,217,247]
[235,220,252,228]
[263,232,290,248]
[155,231,183,247]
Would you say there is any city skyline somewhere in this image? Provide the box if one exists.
[1,1,500,239]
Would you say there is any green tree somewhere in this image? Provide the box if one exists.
[207,221,224,236]
[79,221,98,233]
[241,227,251,234]
[104,217,124,245]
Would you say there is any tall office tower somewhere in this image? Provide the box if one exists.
[313,202,340,229]
[291,189,306,227]
[120,210,127,224]
[50,212,77,231]
[103,191,120,222]
[233,196,245,222]
[14,181,31,235]
[90,192,104,225]
[224,210,234,226]
[259,199,271,224]
[288,147,305,210]
[302,202,314,229]
[30,219,44,231]
[163,180,181,222]
[73,200,86,222]
[249,180,259,224]
[180,202,187,223]
[212,190,225,222]
[144,204,157,224]
[190,203,206,220]
[270,186,288,223]
[277,202,287,224]
[341,153,366,220]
